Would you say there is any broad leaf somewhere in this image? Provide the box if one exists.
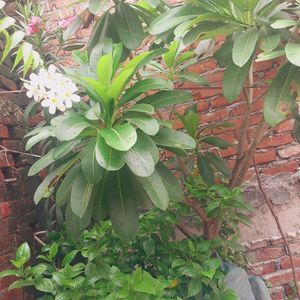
[177,73,210,86]
[285,43,300,67]
[63,14,84,40]
[53,140,80,160]
[82,141,104,183]
[128,104,155,114]
[232,28,258,67]
[197,154,215,185]
[127,115,159,136]
[164,40,180,68]
[271,19,297,29]
[140,90,193,108]
[137,170,170,210]
[101,124,137,151]
[55,115,93,141]
[124,132,156,177]
[89,0,107,14]
[95,134,125,171]
[28,149,55,176]
[108,169,139,241]
[152,127,196,149]
[71,171,94,218]
[264,62,298,126]
[56,165,81,207]
[205,152,231,178]
[25,127,53,151]
[260,27,280,52]
[97,52,113,88]
[93,172,109,221]
[115,2,144,50]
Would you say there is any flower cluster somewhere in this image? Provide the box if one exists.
[58,15,76,29]
[24,65,80,114]
[26,16,45,35]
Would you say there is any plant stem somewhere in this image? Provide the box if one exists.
[253,158,300,299]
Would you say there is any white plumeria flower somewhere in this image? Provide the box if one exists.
[41,92,66,114]
[23,65,81,114]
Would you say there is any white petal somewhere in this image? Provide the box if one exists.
[41,99,50,107]
[71,94,81,102]
[49,104,56,114]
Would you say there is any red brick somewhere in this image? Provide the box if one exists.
[249,261,276,276]
[245,239,268,250]
[253,60,273,72]
[254,150,277,165]
[264,68,279,80]
[263,269,300,287]
[197,101,209,112]
[0,125,9,138]
[258,134,294,149]
[211,96,229,108]
[262,161,298,176]
[278,145,300,159]
[187,60,217,74]
[231,102,247,116]
[221,147,237,158]
[249,246,285,262]
[252,98,264,112]
[281,256,300,269]
[0,203,11,218]
[202,109,229,123]
[1,140,23,152]
[0,152,14,168]
[270,287,285,300]
[274,119,294,133]
[205,71,224,83]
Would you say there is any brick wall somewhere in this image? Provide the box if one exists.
[0,0,299,299]
[0,96,37,300]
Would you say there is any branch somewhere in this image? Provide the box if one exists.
[253,158,300,299]
[184,198,209,223]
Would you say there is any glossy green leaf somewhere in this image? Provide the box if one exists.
[108,169,139,241]
[127,115,159,136]
[101,124,137,151]
[28,149,55,176]
[256,50,285,62]
[205,152,231,178]
[85,103,102,120]
[232,28,258,67]
[156,163,183,203]
[35,278,53,293]
[53,140,80,160]
[119,78,172,107]
[137,170,170,210]
[260,28,280,52]
[128,104,155,114]
[140,90,193,108]
[264,62,298,126]
[25,128,53,151]
[0,16,15,31]
[95,134,125,171]
[223,58,252,102]
[271,19,297,29]
[201,136,232,149]
[88,0,107,14]
[188,278,202,297]
[124,132,156,177]
[16,243,31,263]
[163,40,180,68]
[152,127,196,149]
[82,141,104,183]
[55,115,93,141]
[285,43,300,67]
[115,2,144,50]
[177,73,210,86]
[197,154,215,185]
[71,171,94,218]
[56,165,81,207]
[97,52,113,88]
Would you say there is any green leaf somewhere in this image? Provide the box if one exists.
[205,152,232,178]
[0,16,15,31]
[9,279,32,290]
[143,237,155,257]
[264,62,298,126]
[95,134,125,171]
[223,58,252,102]
[137,170,170,210]
[115,2,144,50]
[71,171,94,218]
[128,104,155,114]
[53,140,80,160]
[89,0,107,14]
[101,124,137,151]
[285,43,300,67]
[177,111,199,138]
[85,103,102,120]
[127,115,159,136]
[124,132,156,177]
[108,169,139,241]
[55,115,93,141]
[56,164,81,207]
[28,149,55,176]
[0,269,18,279]
[25,127,53,151]
[197,154,215,185]
[271,19,297,29]
[256,50,285,62]
[97,52,113,88]
[119,78,172,107]
[90,39,113,74]
[63,14,84,40]
[156,163,183,202]
[132,268,157,295]
[214,40,233,68]
[164,40,180,68]
[260,28,280,52]
[152,127,196,149]
[149,6,206,35]
[34,158,78,204]
[188,278,202,297]
[201,136,232,149]
[232,28,258,67]
[62,250,79,267]
[82,141,104,183]
[16,243,31,264]
[177,73,210,86]
[35,278,53,293]
[140,90,193,108]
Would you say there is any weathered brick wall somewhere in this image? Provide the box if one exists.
[0,96,37,300]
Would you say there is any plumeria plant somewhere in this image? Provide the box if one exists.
[24,44,196,241]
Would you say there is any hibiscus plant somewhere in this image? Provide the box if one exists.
[25,44,196,241]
